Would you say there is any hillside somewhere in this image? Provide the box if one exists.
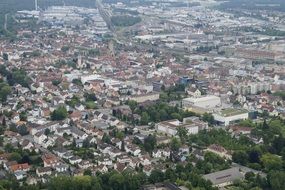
[218,0,285,12]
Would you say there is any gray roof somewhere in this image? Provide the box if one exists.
[37,167,52,173]
[203,167,243,186]
[93,121,109,129]
[71,127,85,137]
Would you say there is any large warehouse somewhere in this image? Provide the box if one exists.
[182,95,221,109]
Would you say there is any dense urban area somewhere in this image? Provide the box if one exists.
[0,0,285,189]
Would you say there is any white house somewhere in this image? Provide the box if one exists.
[69,156,82,165]
[14,171,27,180]
[34,132,47,144]
[55,164,68,173]
[156,120,180,136]
[186,86,201,98]
[36,167,52,177]
[125,144,141,156]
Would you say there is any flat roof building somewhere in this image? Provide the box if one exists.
[182,95,221,110]
[203,167,243,187]
[213,108,249,126]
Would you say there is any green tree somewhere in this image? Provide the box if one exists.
[165,168,176,182]
[61,46,70,52]
[7,69,31,87]
[84,92,97,101]
[128,100,137,113]
[171,113,182,121]
[66,96,80,108]
[127,100,137,123]
[144,135,156,153]
[4,143,14,152]
[8,152,21,162]
[2,53,8,61]
[248,147,262,163]
[83,169,92,176]
[268,171,285,190]
[116,131,124,140]
[85,101,97,109]
[123,171,145,190]
[52,80,61,86]
[170,137,181,151]
[109,173,125,190]
[19,112,27,121]
[51,106,68,121]
[18,125,28,136]
[111,15,141,27]
[44,128,51,136]
[202,113,214,125]
[140,112,150,125]
[159,92,169,102]
[239,119,255,128]
[261,153,282,171]
[232,150,249,165]
[177,126,188,144]
[48,176,72,190]
[0,83,11,102]
[102,133,111,144]
[149,169,164,183]
[159,109,168,121]
[88,49,100,56]
[72,79,82,86]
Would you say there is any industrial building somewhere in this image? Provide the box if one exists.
[213,108,249,126]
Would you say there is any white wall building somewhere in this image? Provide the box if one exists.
[183,95,221,109]
[156,119,200,136]
[213,109,249,126]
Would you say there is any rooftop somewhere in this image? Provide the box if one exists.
[183,95,220,103]
[220,108,248,117]
[203,167,243,186]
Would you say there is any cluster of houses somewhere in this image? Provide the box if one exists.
[0,2,284,188]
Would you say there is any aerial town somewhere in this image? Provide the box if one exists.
[0,0,284,190]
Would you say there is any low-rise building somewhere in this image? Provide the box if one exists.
[183,95,221,110]
[155,119,201,136]
[213,108,249,126]
[203,167,243,187]
[206,144,232,160]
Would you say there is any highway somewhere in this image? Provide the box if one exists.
[95,0,115,32]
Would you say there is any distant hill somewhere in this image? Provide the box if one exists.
[218,0,285,12]
[0,0,96,13]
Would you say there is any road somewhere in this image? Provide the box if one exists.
[96,0,115,32]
